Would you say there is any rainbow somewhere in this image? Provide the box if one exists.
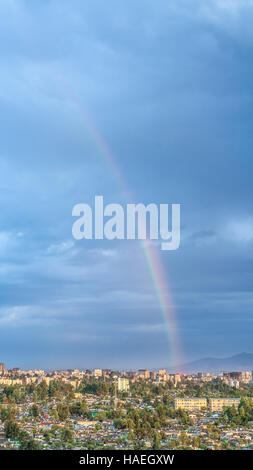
[57,76,182,370]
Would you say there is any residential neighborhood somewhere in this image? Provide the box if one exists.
[0,364,253,450]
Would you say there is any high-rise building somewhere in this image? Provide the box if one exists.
[242,371,252,383]
[223,372,242,381]
[0,363,4,371]
[117,377,130,392]
[223,371,252,384]
[138,369,150,379]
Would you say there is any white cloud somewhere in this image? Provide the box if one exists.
[0,231,22,254]
[226,218,253,243]
[46,239,74,255]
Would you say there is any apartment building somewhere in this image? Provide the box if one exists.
[117,377,130,392]
[175,398,207,411]
[209,398,240,412]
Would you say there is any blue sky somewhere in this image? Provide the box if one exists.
[0,0,253,369]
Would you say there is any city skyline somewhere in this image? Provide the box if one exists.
[2,351,253,373]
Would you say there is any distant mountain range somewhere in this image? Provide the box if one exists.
[174,353,253,374]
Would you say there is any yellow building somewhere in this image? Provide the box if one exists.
[93,369,102,378]
[174,374,181,384]
[138,370,150,379]
[175,398,207,411]
[209,398,240,412]
[117,377,130,392]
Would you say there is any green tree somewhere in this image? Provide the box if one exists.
[60,427,74,444]
[152,432,161,450]
[57,403,70,421]
[29,404,40,418]
[19,437,41,450]
[4,420,20,439]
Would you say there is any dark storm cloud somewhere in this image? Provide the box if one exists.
[0,0,253,368]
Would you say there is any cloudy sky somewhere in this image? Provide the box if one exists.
[0,0,253,370]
